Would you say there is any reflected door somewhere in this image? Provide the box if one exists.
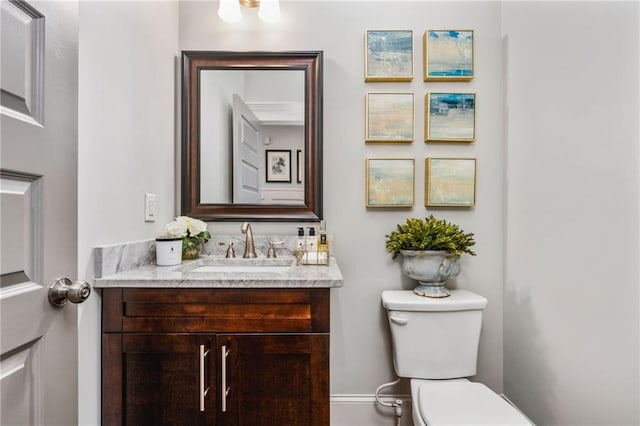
[232,94,262,203]
[0,1,79,424]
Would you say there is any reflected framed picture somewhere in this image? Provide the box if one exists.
[425,92,476,142]
[265,150,291,183]
[366,93,414,143]
[425,157,476,207]
[296,149,303,184]
[365,30,414,82]
[366,158,415,208]
[423,30,474,81]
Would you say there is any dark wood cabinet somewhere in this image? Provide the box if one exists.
[118,334,216,426]
[101,288,330,426]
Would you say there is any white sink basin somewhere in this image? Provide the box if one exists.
[185,257,293,274]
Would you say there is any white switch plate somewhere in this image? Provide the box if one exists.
[144,193,156,222]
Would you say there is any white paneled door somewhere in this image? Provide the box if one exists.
[1,1,86,425]
[232,94,262,203]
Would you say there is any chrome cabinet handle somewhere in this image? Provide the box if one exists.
[199,345,210,412]
[221,345,231,412]
[48,278,91,307]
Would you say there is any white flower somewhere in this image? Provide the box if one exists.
[188,218,208,236]
[165,216,209,238]
[165,218,188,237]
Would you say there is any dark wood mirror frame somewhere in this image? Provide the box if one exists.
[181,50,323,221]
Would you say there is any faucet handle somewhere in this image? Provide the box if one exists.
[292,248,306,265]
[266,241,285,258]
[218,241,236,258]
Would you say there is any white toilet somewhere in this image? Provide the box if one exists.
[381,289,533,425]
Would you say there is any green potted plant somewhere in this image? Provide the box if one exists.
[385,215,476,298]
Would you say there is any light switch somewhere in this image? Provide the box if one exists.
[144,193,156,222]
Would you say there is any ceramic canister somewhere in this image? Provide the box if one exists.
[155,237,182,266]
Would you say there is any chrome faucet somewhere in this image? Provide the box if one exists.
[241,222,257,258]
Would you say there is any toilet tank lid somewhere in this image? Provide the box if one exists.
[381,289,487,311]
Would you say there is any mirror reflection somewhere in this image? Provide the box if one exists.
[200,70,305,205]
[181,50,322,221]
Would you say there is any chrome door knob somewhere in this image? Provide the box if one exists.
[48,277,91,307]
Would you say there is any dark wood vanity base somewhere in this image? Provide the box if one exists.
[101,288,330,426]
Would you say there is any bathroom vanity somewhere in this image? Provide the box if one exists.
[89,47,336,425]
[94,244,343,426]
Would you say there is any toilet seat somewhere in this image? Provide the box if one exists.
[413,380,532,425]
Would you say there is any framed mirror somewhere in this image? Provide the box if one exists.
[181,51,323,221]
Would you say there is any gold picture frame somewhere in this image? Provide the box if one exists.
[366,93,414,143]
[425,157,477,207]
[425,92,476,143]
[365,30,414,82]
[366,158,415,208]
[423,30,474,82]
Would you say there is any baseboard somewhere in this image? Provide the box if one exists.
[330,394,414,426]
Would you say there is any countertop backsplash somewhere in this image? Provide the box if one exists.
[94,234,334,278]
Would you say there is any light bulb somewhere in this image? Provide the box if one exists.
[258,0,280,23]
[218,0,241,23]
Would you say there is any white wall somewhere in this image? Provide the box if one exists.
[77,2,179,424]
[260,125,304,190]
[245,69,304,102]
[502,2,640,424]
[200,71,244,203]
[179,4,505,425]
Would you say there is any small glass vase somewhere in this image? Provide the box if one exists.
[182,239,203,260]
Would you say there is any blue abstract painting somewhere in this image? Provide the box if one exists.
[427,93,476,142]
[366,30,413,81]
[425,30,474,81]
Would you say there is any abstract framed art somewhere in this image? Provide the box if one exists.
[425,157,476,207]
[366,158,415,208]
[365,30,414,82]
[425,92,476,142]
[366,93,414,143]
[423,30,474,81]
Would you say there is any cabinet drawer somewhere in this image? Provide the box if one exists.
[102,288,329,333]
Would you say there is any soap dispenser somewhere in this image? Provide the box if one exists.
[317,220,329,264]
[296,227,306,252]
[306,226,317,263]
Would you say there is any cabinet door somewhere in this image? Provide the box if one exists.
[217,334,329,426]
[119,334,216,426]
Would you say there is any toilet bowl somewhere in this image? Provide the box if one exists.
[381,290,533,426]
[410,379,532,425]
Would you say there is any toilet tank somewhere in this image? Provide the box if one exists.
[381,289,488,380]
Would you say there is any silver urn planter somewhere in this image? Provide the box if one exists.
[400,250,461,298]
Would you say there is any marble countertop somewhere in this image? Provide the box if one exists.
[93,255,344,289]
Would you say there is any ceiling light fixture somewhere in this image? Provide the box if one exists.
[218,0,281,23]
